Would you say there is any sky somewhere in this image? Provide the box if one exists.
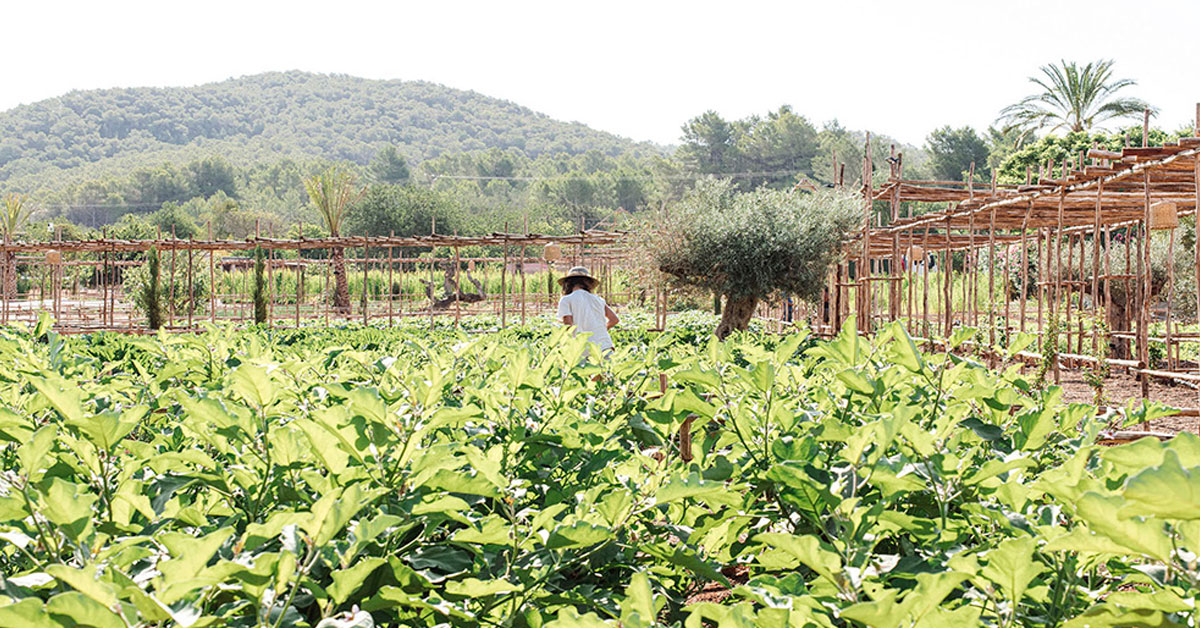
[5,0,1200,148]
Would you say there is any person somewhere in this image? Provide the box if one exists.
[557,266,619,358]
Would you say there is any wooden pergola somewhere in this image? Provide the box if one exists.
[827,106,1200,398]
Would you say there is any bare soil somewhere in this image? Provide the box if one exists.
[1052,370,1199,435]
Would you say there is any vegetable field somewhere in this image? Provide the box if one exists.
[0,315,1196,627]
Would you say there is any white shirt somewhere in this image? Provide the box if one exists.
[557,290,614,350]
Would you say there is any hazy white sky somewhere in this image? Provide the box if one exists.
[5,0,1199,147]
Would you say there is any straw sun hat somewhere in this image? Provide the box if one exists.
[557,266,599,291]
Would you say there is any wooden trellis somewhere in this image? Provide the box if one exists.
[0,229,634,334]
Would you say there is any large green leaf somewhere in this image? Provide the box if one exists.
[45,592,125,628]
[753,533,842,589]
[1121,450,1200,519]
[980,537,1044,604]
[328,557,387,605]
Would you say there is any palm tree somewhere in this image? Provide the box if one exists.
[303,169,363,312]
[1,194,32,298]
[998,60,1153,142]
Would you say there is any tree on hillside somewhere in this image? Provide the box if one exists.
[370,146,411,185]
[656,179,858,339]
[186,156,238,198]
[678,111,737,175]
[998,59,1153,140]
[347,184,459,239]
[678,107,822,190]
[304,168,363,312]
[926,126,989,181]
[735,106,820,189]
[1,194,33,297]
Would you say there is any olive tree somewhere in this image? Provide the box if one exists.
[656,179,857,339]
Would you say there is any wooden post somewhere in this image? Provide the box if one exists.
[833,263,843,331]
[1036,229,1044,333]
[1092,181,1103,357]
[501,225,509,329]
[1140,170,1152,398]
[889,150,901,322]
[187,235,194,330]
[1065,231,1075,354]
[521,218,528,326]
[1166,228,1176,370]
[296,223,303,327]
[52,225,61,324]
[1195,155,1200,367]
[267,227,275,327]
[100,228,108,327]
[987,206,997,350]
[921,225,930,339]
[453,243,462,329]
[943,214,953,337]
[1054,189,1066,383]
[1,233,7,326]
[363,242,370,326]
[1076,233,1085,356]
[387,231,394,327]
[429,217,436,330]
[860,133,873,334]
[169,226,177,327]
[208,221,215,324]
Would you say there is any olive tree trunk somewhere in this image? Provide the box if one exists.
[331,247,351,312]
[715,294,757,340]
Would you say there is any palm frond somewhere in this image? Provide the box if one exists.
[304,169,364,237]
[995,59,1150,136]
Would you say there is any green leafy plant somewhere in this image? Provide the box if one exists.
[140,246,163,330]
[0,315,1189,626]
[253,245,268,324]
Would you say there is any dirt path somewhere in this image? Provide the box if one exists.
[1055,371,1199,435]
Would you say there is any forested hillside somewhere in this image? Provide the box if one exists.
[0,71,656,189]
[0,72,929,240]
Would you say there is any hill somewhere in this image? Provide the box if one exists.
[0,71,659,192]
